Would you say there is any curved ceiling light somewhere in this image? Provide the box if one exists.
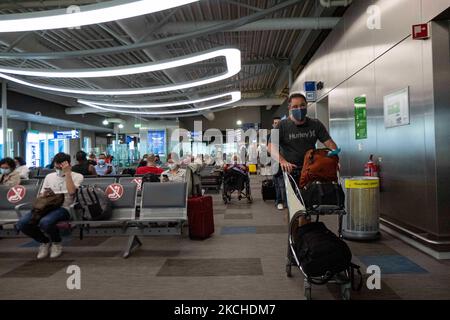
[79,92,238,109]
[0,0,199,33]
[78,91,241,115]
[0,48,239,78]
[0,49,241,96]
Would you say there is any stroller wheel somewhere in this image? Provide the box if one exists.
[341,284,351,300]
[285,264,292,278]
[304,287,312,300]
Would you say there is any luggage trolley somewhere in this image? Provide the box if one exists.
[283,172,353,300]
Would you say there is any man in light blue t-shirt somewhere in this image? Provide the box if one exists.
[94,153,116,176]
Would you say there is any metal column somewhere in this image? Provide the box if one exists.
[288,66,293,90]
[1,81,7,158]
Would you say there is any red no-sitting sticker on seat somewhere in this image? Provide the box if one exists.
[105,183,124,201]
[132,178,142,191]
[7,185,26,204]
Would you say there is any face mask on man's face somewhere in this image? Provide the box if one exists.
[290,108,307,122]
[168,163,177,170]
[55,169,64,177]
[1,168,11,175]
[98,159,106,165]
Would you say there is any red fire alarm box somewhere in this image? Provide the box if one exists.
[412,23,430,40]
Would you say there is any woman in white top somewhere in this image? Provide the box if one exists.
[14,156,29,180]
[161,160,186,183]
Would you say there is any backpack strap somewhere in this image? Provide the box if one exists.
[85,186,96,204]
[79,186,88,205]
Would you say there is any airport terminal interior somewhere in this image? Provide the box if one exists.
[0,0,449,301]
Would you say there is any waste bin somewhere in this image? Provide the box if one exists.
[341,176,380,241]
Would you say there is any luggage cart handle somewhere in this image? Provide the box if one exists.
[283,171,305,206]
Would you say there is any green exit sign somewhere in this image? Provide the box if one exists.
[134,124,142,128]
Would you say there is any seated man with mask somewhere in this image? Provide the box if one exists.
[95,153,116,176]
[16,152,83,259]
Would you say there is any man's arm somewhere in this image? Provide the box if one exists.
[61,161,77,195]
[268,142,297,173]
[324,139,338,151]
[88,164,96,176]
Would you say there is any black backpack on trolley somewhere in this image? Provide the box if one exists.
[75,185,112,221]
[294,222,355,281]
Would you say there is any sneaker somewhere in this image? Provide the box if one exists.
[37,243,50,260]
[277,203,284,210]
[50,243,63,259]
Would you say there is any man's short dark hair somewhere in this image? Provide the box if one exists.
[273,116,281,120]
[98,153,106,157]
[75,151,87,162]
[53,152,71,165]
[288,93,307,104]
[14,156,26,166]
[0,157,16,170]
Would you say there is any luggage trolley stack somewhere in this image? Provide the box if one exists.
[283,171,358,300]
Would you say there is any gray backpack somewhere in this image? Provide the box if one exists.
[75,185,112,220]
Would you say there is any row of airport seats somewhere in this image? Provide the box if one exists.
[0,174,190,258]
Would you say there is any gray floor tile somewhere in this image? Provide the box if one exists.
[156,258,263,277]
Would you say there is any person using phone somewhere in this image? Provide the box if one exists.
[160,159,186,183]
[15,152,84,260]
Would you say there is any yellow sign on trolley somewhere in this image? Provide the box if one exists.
[345,179,379,189]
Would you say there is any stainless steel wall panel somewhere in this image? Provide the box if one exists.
[344,65,377,177]
[344,0,376,78]
[373,38,437,234]
[290,0,450,238]
[422,0,450,21]
[372,0,421,57]
[432,21,450,235]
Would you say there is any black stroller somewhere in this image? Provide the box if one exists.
[284,172,361,300]
[222,167,253,204]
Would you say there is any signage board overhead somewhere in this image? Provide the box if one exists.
[54,130,79,139]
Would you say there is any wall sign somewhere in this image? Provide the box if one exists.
[54,130,79,139]
[412,23,430,40]
[304,81,317,102]
[7,185,26,203]
[354,96,368,140]
[105,183,124,201]
[147,130,166,156]
[384,87,410,128]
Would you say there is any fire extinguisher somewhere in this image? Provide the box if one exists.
[364,154,379,177]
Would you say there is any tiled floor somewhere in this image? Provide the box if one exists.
[0,175,449,300]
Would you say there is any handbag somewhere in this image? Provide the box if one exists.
[29,190,65,225]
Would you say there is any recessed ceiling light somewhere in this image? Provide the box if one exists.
[79,91,241,116]
[0,48,241,95]
[102,119,109,125]
[118,124,124,129]
[236,120,242,125]
[0,47,239,79]
[0,0,199,33]
[80,91,238,109]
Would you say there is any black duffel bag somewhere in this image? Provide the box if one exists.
[300,181,345,210]
[294,222,352,280]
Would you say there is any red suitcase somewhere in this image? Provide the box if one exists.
[187,196,214,240]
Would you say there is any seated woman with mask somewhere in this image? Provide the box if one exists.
[161,159,186,183]
[0,157,21,186]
